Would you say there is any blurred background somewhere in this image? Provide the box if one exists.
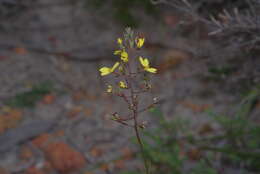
[0,0,260,174]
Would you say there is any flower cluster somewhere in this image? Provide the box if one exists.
[98,28,158,174]
[139,57,157,73]
[99,33,157,93]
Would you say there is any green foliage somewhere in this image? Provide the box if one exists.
[206,90,260,170]
[140,108,214,174]
[5,81,54,108]
[191,160,218,174]
[203,65,237,83]
[88,0,158,27]
[128,90,260,173]
[208,66,235,77]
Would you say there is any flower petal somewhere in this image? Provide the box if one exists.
[111,62,120,72]
[117,38,123,45]
[120,51,128,62]
[114,50,121,55]
[136,38,145,48]
[139,57,145,67]
[146,67,157,73]
[143,58,149,67]
[99,67,112,76]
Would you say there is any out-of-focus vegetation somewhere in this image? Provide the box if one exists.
[0,0,28,18]
[5,81,54,108]
[88,0,158,27]
[125,89,260,174]
[154,0,260,52]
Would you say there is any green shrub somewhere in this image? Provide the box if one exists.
[126,89,260,174]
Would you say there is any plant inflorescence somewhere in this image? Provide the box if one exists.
[98,28,158,174]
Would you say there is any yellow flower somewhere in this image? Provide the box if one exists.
[139,57,157,73]
[120,51,128,62]
[136,37,145,48]
[117,38,123,45]
[114,50,128,62]
[119,81,127,88]
[114,50,121,55]
[99,62,120,76]
[106,85,113,93]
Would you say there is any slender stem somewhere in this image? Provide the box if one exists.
[116,120,134,128]
[119,103,156,121]
[133,108,150,174]
[126,53,150,174]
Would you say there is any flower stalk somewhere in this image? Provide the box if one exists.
[99,28,158,174]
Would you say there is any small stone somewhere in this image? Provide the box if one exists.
[44,142,86,173]
[32,133,52,149]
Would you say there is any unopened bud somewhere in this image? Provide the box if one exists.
[139,121,148,129]
[129,104,134,110]
[147,84,152,89]
[111,113,120,121]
